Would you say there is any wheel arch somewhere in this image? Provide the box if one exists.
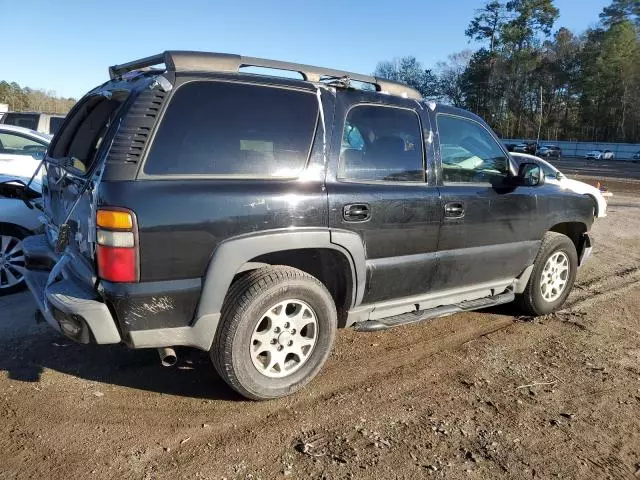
[196,229,365,340]
[0,222,33,237]
[548,221,588,257]
[584,194,598,217]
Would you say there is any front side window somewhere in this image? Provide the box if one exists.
[144,81,319,177]
[0,132,47,158]
[339,105,424,183]
[437,114,510,184]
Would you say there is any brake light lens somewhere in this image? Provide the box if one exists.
[96,208,138,283]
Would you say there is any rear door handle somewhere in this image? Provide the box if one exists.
[343,203,370,222]
[444,202,465,218]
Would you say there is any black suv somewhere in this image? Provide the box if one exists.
[22,51,594,400]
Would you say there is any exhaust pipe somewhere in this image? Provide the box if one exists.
[158,347,177,367]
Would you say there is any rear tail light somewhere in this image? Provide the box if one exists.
[96,208,139,283]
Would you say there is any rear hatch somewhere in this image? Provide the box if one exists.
[40,74,164,281]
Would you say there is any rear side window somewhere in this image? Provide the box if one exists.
[3,113,38,131]
[339,105,424,183]
[49,117,65,135]
[143,81,319,177]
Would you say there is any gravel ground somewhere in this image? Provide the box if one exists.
[1,164,639,479]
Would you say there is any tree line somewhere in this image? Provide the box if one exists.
[374,0,640,143]
[0,81,76,115]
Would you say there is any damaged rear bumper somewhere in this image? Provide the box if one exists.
[22,235,121,344]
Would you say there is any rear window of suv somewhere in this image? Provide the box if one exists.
[143,81,319,177]
[3,113,38,131]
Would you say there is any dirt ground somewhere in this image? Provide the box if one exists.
[1,162,640,479]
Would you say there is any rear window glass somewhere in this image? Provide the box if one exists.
[49,96,124,173]
[3,113,38,131]
[143,81,318,177]
[49,116,65,135]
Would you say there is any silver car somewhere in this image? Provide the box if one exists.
[0,175,43,295]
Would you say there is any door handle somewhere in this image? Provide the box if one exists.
[343,203,370,222]
[444,202,465,218]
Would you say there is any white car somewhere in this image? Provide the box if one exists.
[585,149,615,160]
[0,124,50,179]
[511,153,607,218]
[0,174,43,295]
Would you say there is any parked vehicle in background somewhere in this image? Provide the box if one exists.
[0,175,42,295]
[511,153,607,218]
[0,112,65,136]
[632,151,640,163]
[525,142,539,155]
[513,143,528,153]
[22,51,594,400]
[585,149,615,160]
[0,125,50,178]
[504,143,517,152]
[537,145,562,158]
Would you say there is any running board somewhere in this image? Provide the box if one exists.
[353,291,515,332]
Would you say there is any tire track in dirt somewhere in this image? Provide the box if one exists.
[567,264,640,311]
[142,314,515,477]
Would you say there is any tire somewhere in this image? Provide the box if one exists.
[0,225,28,296]
[212,266,337,400]
[517,232,578,316]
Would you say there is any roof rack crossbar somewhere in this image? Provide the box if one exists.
[108,51,423,100]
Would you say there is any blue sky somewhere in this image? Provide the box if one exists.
[1,0,610,99]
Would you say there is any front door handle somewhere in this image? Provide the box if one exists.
[444,202,465,218]
[343,203,370,222]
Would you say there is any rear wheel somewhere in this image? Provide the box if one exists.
[0,226,27,296]
[517,232,578,316]
[212,266,337,400]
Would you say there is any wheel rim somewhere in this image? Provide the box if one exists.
[250,299,318,378]
[539,251,569,302]
[0,235,25,290]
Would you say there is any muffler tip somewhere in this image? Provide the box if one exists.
[158,347,177,367]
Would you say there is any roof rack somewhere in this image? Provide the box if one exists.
[108,51,423,100]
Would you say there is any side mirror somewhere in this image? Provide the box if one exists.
[556,171,564,180]
[517,162,545,186]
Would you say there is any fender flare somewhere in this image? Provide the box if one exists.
[192,228,365,350]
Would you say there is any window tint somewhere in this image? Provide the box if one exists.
[49,117,65,135]
[0,132,47,157]
[3,113,38,131]
[437,114,510,184]
[339,105,423,182]
[144,81,319,177]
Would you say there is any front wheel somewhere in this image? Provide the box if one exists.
[517,232,578,316]
[212,266,337,400]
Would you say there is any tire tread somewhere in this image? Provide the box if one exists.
[213,266,334,400]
